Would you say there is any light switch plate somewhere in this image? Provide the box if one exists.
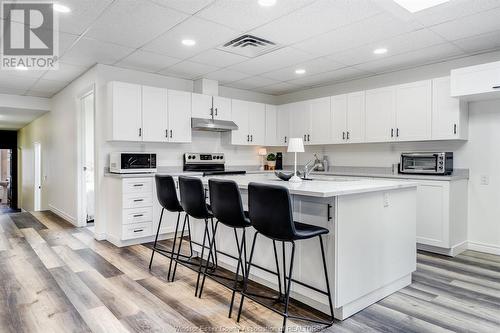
[480,175,489,185]
[383,192,390,207]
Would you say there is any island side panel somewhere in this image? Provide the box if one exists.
[335,187,416,315]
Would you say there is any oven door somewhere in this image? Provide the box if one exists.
[121,153,154,170]
[400,153,442,174]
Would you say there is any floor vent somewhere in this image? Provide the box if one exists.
[218,34,279,58]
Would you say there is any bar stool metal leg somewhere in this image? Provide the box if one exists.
[319,235,335,320]
[236,231,259,323]
[228,228,246,317]
[149,208,164,270]
[272,240,282,299]
[170,214,188,282]
[195,219,216,297]
[282,242,296,333]
[166,211,182,279]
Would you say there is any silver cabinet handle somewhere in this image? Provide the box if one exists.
[284,136,287,143]
[133,184,143,187]
[250,134,253,142]
[342,132,345,140]
[454,124,457,135]
[304,134,307,141]
[391,128,394,138]
[139,128,142,137]
[396,128,399,137]
[165,129,168,138]
[247,134,250,142]
[133,199,144,202]
[307,134,310,142]
[170,129,173,138]
[133,214,143,218]
[133,229,144,233]
[346,131,349,140]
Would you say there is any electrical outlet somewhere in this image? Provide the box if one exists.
[480,175,489,185]
[383,192,390,207]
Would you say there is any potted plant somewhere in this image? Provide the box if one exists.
[266,153,276,170]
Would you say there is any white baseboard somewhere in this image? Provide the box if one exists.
[467,241,500,256]
[417,241,468,257]
[49,205,77,225]
[93,232,107,241]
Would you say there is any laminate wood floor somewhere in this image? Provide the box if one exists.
[1,210,499,333]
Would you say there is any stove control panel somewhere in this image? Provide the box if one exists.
[184,153,225,164]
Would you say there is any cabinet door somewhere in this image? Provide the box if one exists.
[396,80,432,141]
[191,93,212,119]
[110,81,142,141]
[265,104,278,146]
[213,96,232,121]
[142,86,167,142]
[309,97,331,145]
[289,101,309,141]
[450,61,500,97]
[365,86,396,142]
[331,94,347,144]
[231,99,250,145]
[346,91,365,143]
[248,102,266,145]
[277,105,290,146]
[168,89,192,143]
[416,182,449,248]
[432,77,461,140]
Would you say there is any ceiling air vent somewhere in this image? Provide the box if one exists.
[217,34,279,58]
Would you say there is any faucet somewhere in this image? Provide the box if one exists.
[301,154,324,180]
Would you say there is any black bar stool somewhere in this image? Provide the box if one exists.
[172,176,217,295]
[197,179,252,318]
[149,175,194,280]
[237,182,334,332]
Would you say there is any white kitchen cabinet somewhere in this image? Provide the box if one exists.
[331,94,348,144]
[365,86,396,142]
[230,99,266,145]
[142,86,167,142]
[432,77,468,140]
[192,93,232,120]
[395,80,432,141]
[277,104,290,146]
[289,101,309,140]
[213,96,232,121]
[108,81,142,141]
[167,89,192,143]
[309,97,331,145]
[265,104,278,146]
[346,92,365,143]
[450,60,500,100]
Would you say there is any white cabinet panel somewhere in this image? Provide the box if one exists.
[451,60,500,99]
[346,92,365,143]
[309,97,331,145]
[416,182,448,248]
[167,90,192,143]
[365,86,396,142]
[109,81,142,141]
[289,101,309,139]
[396,80,432,141]
[142,86,167,142]
[277,105,290,146]
[191,93,212,119]
[265,104,278,146]
[231,99,250,145]
[213,96,232,121]
[432,77,468,140]
[331,94,348,144]
[249,102,266,145]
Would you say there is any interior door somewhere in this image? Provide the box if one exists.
[167,89,192,143]
[396,80,432,141]
[309,97,331,145]
[213,96,232,121]
[248,102,266,145]
[142,86,167,142]
[231,99,250,145]
[346,91,365,143]
[331,94,347,144]
[111,82,142,141]
[82,92,95,223]
[365,86,396,142]
[191,93,212,119]
[34,142,41,211]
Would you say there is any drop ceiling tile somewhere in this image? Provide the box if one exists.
[250,0,382,45]
[159,60,219,80]
[196,0,315,32]
[326,28,446,66]
[24,90,54,98]
[59,32,80,55]
[41,62,89,82]
[29,79,69,95]
[287,67,370,87]
[85,0,188,48]
[204,69,250,83]
[56,0,114,35]
[254,82,303,95]
[227,47,314,76]
[354,43,464,73]
[142,16,239,59]
[429,6,500,41]
[148,0,215,14]
[293,12,423,57]
[261,57,346,81]
[60,37,135,67]
[0,87,28,96]
[227,76,280,90]
[453,29,500,53]
[116,50,181,73]
[0,72,39,90]
[189,49,248,68]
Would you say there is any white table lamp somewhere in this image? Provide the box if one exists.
[258,148,267,171]
[287,138,304,183]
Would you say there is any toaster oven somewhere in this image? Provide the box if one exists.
[400,152,453,175]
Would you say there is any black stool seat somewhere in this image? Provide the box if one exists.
[293,222,328,240]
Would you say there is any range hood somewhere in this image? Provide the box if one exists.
[191,117,238,132]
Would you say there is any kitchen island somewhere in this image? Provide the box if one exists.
[184,173,418,320]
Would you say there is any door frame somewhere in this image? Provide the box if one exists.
[76,84,96,227]
[33,142,41,211]
[0,131,19,210]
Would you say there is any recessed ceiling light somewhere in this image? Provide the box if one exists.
[54,4,71,13]
[392,0,449,13]
[181,39,196,46]
[295,69,306,75]
[373,48,388,55]
[16,65,28,70]
[258,0,277,7]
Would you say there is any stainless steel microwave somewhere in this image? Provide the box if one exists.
[400,152,453,175]
[109,152,157,174]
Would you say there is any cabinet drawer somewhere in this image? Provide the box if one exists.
[123,207,152,225]
[122,222,152,240]
[123,178,152,194]
[123,193,152,208]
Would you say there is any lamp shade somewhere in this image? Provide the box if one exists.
[287,137,304,153]
[258,148,267,156]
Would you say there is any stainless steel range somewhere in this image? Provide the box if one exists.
[183,153,246,176]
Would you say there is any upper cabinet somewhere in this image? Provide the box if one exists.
[107,81,191,143]
[432,77,468,140]
[265,104,278,146]
[230,99,266,145]
[331,92,365,144]
[192,93,231,120]
[395,80,432,142]
[276,104,290,146]
[365,86,396,143]
[451,60,500,101]
[308,97,331,145]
